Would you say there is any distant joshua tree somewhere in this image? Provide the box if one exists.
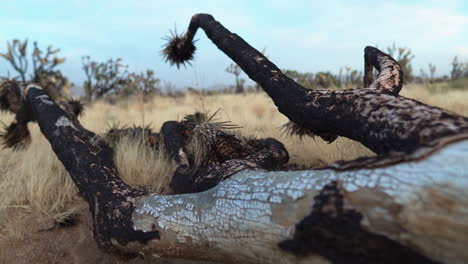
[451,56,466,80]
[82,56,161,101]
[81,56,129,101]
[226,63,245,93]
[0,39,71,98]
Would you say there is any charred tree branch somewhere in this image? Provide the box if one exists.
[26,86,159,252]
[163,14,468,155]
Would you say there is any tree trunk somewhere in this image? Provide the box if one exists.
[134,141,468,264]
[24,85,468,264]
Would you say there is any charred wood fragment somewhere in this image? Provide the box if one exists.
[170,137,289,193]
[102,109,290,193]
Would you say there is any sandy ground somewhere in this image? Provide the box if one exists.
[0,201,217,264]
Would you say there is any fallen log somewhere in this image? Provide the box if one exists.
[13,13,468,264]
[24,83,468,264]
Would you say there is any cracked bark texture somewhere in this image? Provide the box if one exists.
[23,85,468,264]
[132,138,468,264]
[163,14,468,155]
[15,14,468,263]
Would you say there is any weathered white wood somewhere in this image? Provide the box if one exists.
[124,139,468,264]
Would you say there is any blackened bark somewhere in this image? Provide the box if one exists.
[363,46,403,94]
[26,86,159,252]
[161,120,189,164]
[164,14,468,154]
[278,182,439,264]
[170,138,289,193]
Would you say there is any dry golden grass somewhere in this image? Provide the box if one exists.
[0,84,467,241]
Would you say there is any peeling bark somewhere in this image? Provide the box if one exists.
[163,14,468,155]
[120,139,468,264]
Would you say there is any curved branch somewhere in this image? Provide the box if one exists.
[363,46,403,94]
[163,14,468,154]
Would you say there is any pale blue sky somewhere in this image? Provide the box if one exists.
[0,0,467,92]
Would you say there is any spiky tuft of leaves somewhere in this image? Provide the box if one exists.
[0,121,31,150]
[162,30,196,69]
[182,110,241,167]
[281,121,316,139]
[60,99,85,118]
[0,79,23,113]
[281,121,338,144]
[0,80,86,150]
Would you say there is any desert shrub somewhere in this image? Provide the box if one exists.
[0,39,71,98]
[82,57,160,101]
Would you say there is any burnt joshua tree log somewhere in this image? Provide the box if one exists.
[10,14,468,264]
[23,78,468,264]
[163,14,468,156]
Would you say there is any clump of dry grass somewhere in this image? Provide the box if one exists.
[0,127,79,239]
[1,85,468,240]
[113,137,175,194]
